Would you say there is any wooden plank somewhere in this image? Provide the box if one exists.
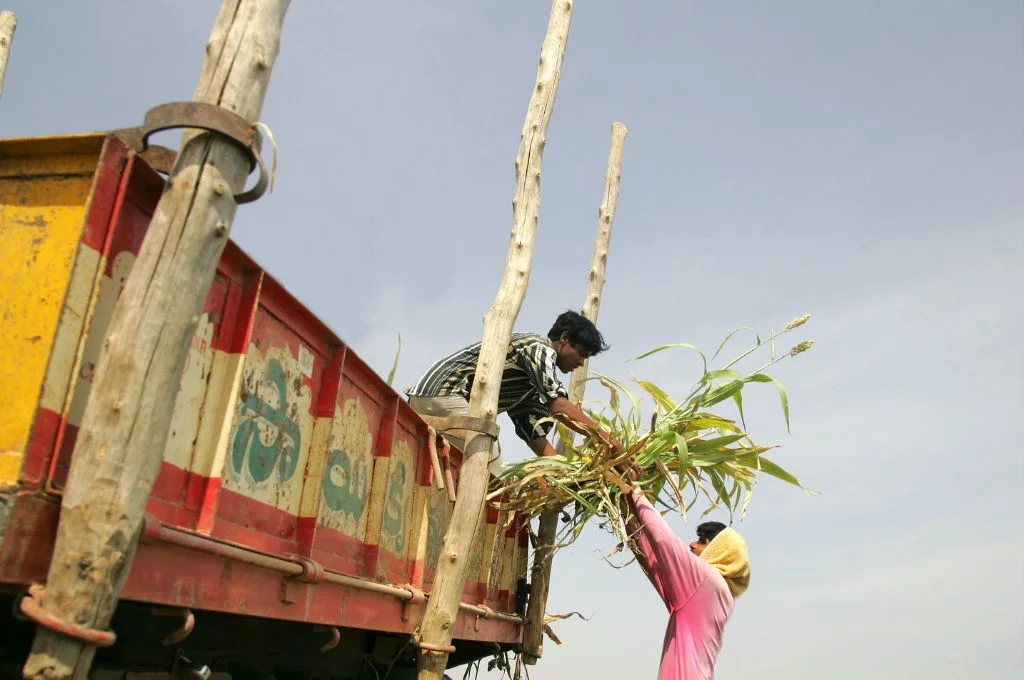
[415,1,574,677]
[22,3,291,678]
[522,121,628,664]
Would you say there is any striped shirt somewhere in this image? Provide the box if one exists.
[407,333,568,443]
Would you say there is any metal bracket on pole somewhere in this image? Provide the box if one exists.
[19,585,117,648]
[113,101,270,204]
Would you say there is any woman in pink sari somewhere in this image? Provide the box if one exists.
[623,484,751,680]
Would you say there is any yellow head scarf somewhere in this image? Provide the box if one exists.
[700,527,751,598]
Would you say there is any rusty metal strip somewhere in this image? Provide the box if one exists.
[440,438,457,503]
[156,608,195,646]
[316,626,341,652]
[411,639,457,654]
[19,584,117,647]
[426,426,446,491]
[141,514,524,625]
[112,101,269,204]
[400,584,426,623]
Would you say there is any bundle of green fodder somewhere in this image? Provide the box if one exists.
[489,315,816,549]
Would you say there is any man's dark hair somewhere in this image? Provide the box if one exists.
[696,521,727,545]
[548,310,609,356]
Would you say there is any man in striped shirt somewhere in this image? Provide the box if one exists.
[407,311,620,475]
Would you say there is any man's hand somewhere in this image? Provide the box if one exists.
[613,453,639,483]
[550,396,623,454]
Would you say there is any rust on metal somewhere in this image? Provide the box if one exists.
[156,608,195,646]
[316,625,341,653]
[289,555,326,584]
[458,602,522,625]
[113,101,269,204]
[440,439,457,503]
[426,426,445,491]
[19,584,117,647]
[411,639,456,655]
[279,576,296,606]
[400,584,426,623]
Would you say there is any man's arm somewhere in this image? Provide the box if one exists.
[528,437,558,457]
[549,396,623,454]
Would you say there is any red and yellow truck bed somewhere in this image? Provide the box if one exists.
[0,133,528,678]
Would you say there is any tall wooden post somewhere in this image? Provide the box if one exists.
[522,121,627,665]
[0,10,16,97]
[415,2,574,678]
[22,2,290,679]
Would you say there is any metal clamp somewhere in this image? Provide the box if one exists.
[400,584,426,623]
[141,513,164,543]
[472,603,495,632]
[113,101,269,204]
[411,639,456,654]
[19,584,117,648]
[289,555,326,585]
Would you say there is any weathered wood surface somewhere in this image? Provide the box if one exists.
[415,2,575,678]
[0,10,16,97]
[522,120,628,665]
[22,2,290,679]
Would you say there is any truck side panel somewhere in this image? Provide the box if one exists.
[0,134,527,648]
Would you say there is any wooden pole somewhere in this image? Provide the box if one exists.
[415,2,574,678]
[522,121,627,665]
[0,10,16,97]
[22,2,290,679]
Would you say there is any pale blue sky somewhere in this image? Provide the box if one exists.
[4,1,1022,678]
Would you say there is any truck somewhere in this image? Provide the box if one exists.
[0,132,532,679]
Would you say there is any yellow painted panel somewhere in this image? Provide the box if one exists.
[407,484,431,588]
[315,398,374,536]
[191,351,247,479]
[38,245,101,414]
[0,135,105,179]
[164,313,217,469]
[0,145,99,487]
[221,343,314,514]
[379,439,415,557]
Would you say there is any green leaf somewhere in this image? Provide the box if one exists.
[688,434,747,453]
[752,455,805,488]
[707,469,733,512]
[704,380,745,407]
[385,331,401,386]
[553,486,599,516]
[711,327,759,362]
[631,343,708,374]
[732,389,746,430]
[636,379,677,413]
[708,471,733,512]
[746,374,790,432]
[690,449,761,467]
[675,432,690,473]
[687,415,741,433]
[594,373,642,427]
[703,368,744,384]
